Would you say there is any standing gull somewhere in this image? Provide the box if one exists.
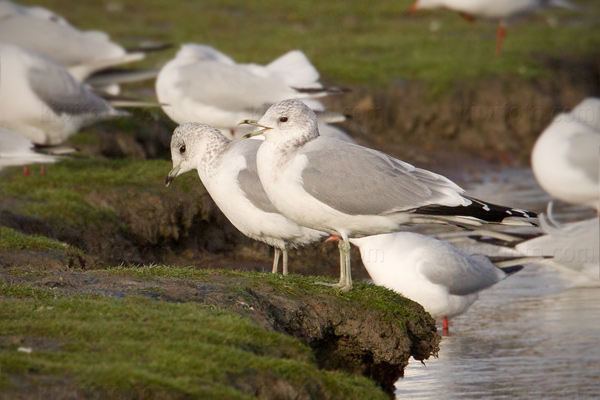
[165,122,326,274]
[156,44,347,138]
[532,97,600,212]
[328,233,523,334]
[408,0,578,55]
[0,43,126,146]
[242,99,536,291]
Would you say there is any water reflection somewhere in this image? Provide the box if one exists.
[395,168,600,399]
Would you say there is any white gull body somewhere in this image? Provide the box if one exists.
[165,123,326,274]
[532,98,600,211]
[249,100,535,291]
[0,43,125,146]
[156,44,344,134]
[350,232,519,320]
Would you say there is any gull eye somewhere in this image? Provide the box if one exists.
[279,117,288,123]
[179,145,186,154]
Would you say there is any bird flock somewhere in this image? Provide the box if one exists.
[1,0,597,333]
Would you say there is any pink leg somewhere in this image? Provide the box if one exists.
[442,316,449,336]
[23,166,31,176]
[40,164,46,175]
[496,24,506,56]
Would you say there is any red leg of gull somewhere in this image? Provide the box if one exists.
[23,166,31,176]
[40,164,46,176]
[496,24,507,56]
[442,316,450,336]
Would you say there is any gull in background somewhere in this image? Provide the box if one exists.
[165,122,327,275]
[0,43,126,146]
[0,1,163,93]
[328,232,524,334]
[243,100,537,291]
[532,97,600,212]
[0,127,74,172]
[156,44,350,140]
[408,0,579,55]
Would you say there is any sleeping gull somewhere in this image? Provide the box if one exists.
[0,127,73,171]
[242,99,536,291]
[408,0,578,55]
[156,44,347,137]
[328,232,524,333]
[0,43,127,146]
[532,97,600,212]
[164,122,327,274]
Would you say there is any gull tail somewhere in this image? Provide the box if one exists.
[293,86,351,96]
[100,93,162,108]
[86,68,159,88]
[124,43,174,54]
[267,50,321,88]
[412,196,538,227]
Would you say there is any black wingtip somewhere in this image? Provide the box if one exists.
[500,265,524,276]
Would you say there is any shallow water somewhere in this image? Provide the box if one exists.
[395,168,600,400]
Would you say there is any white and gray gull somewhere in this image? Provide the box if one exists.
[165,122,327,275]
[242,99,537,291]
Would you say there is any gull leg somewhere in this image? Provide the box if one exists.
[23,166,31,176]
[282,245,289,276]
[316,237,353,291]
[40,164,46,175]
[272,248,281,274]
[496,23,507,56]
[315,238,347,288]
[341,239,353,292]
[443,316,450,336]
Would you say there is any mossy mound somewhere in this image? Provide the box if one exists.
[0,266,440,399]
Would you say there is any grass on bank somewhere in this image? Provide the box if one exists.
[18,0,600,91]
[0,280,388,399]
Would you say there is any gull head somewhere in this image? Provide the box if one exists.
[165,122,228,187]
[241,99,319,144]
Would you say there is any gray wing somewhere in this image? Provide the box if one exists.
[419,254,502,296]
[27,58,113,116]
[566,129,600,182]
[300,138,466,215]
[176,62,296,112]
[236,141,279,214]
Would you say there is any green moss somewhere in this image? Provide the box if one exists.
[104,266,424,327]
[0,227,81,253]
[17,0,600,91]
[0,158,185,229]
[0,282,387,399]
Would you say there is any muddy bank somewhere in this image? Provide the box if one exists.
[1,266,440,398]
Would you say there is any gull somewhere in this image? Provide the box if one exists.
[532,98,600,212]
[0,1,160,89]
[0,43,126,146]
[516,212,599,286]
[0,127,73,171]
[0,1,73,27]
[408,0,578,55]
[164,122,327,274]
[242,99,537,291]
[328,232,523,334]
[156,44,347,135]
